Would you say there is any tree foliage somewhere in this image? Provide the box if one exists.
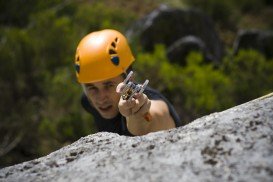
[0,0,135,167]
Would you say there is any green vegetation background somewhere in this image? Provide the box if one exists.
[0,0,272,167]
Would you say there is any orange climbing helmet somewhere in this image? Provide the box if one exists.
[74,29,135,83]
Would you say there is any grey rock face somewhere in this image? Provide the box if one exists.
[126,4,224,64]
[1,93,273,182]
[233,29,273,59]
[166,35,213,65]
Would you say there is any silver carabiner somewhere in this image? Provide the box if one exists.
[121,71,149,100]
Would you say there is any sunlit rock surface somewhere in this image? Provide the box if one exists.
[1,93,273,182]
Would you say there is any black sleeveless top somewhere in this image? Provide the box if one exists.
[81,87,182,136]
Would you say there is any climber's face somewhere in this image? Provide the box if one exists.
[82,75,123,119]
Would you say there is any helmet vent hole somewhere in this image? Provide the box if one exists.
[109,49,117,55]
[111,56,119,65]
[115,37,119,42]
[111,42,116,48]
[75,64,80,73]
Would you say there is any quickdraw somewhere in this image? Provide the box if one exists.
[121,71,152,121]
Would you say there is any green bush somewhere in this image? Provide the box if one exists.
[134,45,182,92]
[222,49,273,104]
[135,45,234,123]
[181,52,234,120]
[135,47,273,124]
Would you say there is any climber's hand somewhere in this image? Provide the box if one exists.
[116,82,151,118]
